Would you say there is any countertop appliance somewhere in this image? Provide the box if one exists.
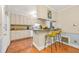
[32,23,41,30]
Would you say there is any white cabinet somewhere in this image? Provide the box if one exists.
[11,30,32,40]
[26,16,33,25]
[1,6,10,53]
[37,6,54,21]
[10,6,55,25]
[37,6,48,19]
[10,13,35,25]
[0,6,2,52]
[2,15,10,53]
[10,14,16,24]
[0,6,11,53]
[23,16,28,25]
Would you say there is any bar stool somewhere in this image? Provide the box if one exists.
[45,30,61,53]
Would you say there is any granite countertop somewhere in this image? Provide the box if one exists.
[33,28,61,31]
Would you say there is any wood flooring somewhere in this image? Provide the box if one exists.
[6,38,33,53]
[32,42,79,53]
[6,38,79,53]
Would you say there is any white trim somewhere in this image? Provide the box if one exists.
[33,42,44,51]
[33,41,54,51]
[33,37,79,51]
[62,42,79,49]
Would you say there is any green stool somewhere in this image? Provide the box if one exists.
[45,30,61,52]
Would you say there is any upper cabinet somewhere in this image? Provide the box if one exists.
[7,5,55,25]
[37,6,53,21]
[37,6,48,19]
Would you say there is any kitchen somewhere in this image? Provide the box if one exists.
[0,5,79,53]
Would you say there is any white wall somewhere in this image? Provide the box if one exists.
[57,6,79,48]
[57,6,79,33]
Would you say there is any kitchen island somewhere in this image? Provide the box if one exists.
[33,29,61,51]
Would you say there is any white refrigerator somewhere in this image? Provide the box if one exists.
[0,6,10,53]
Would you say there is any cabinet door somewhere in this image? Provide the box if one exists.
[15,14,20,25]
[23,16,27,25]
[11,14,16,24]
[37,6,48,19]
[27,15,35,25]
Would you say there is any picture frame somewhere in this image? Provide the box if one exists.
[48,10,52,19]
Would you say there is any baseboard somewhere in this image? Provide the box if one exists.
[33,42,54,51]
[33,41,79,51]
[62,42,79,49]
[70,44,79,49]
[11,37,33,42]
[33,42,44,51]
[2,40,10,53]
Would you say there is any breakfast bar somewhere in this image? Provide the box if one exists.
[33,28,62,51]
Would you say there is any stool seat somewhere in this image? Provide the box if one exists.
[48,30,61,37]
[44,29,62,53]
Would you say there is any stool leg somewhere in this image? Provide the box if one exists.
[54,36,57,52]
[44,35,47,53]
[51,37,52,53]
[58,34,64,52]
[51,43,52,53]
[59,34,64,52]
[45,35,47,48]
[57,34,61,51]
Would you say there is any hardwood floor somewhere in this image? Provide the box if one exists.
[32,42,79,53]
[6,38,33,53]
[6,38,79,53]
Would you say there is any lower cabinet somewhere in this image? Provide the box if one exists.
[11,30,32,40]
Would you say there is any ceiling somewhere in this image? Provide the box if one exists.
[6,5,75,15]
[6,5,37,16]
[48,5,74,11]
[6,5,36,12]
[6,5,73,11]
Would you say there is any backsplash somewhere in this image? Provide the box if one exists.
[11,24,32,31]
